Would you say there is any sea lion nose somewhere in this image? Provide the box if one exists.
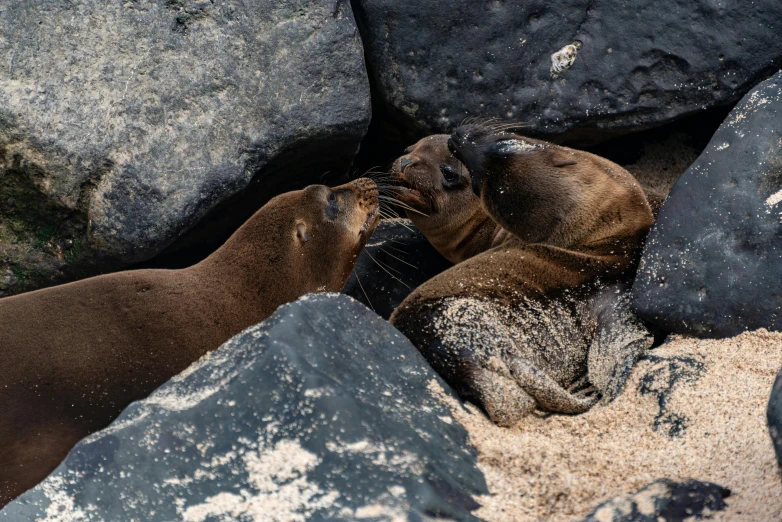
[400,157,413,172]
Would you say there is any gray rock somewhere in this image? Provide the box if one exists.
[632,72,782,338]
[353,0,782,141]
[0,1,370,296]
[580,479,730,521]
[768,369,782,473]
[0,293,487,521]
[343,219,452,319]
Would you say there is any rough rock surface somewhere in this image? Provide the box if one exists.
[632,72,782,338]
[0,293,486,521]
[343,218,451,319]
[352,0,782,141]
[0,1,370,296]
[580,479,730,522]
[768,368,782,472]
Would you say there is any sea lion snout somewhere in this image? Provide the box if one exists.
[328,179,380,236]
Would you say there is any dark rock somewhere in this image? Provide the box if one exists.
[353,0,782,142]
[0,1,370,296]
[632,72,782,338]
[0,294,486,521]
[343,219,452,319]
[768,369,782,472]
[581,479,730,521]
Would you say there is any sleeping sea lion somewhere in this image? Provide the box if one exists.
[389,125,655,426]
[0,178,379,505]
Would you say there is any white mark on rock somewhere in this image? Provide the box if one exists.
[181,439,340,522]
[38,477,90,522]
[715,142,730,151]
[765,188,782,208]
[551,41,582,77]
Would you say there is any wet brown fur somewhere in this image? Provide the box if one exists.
[389,130,655,425]
[0,179,379,505]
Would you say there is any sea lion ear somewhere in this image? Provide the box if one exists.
[296,222,309,243]
[486,139,542,157]
[549,149,578,168]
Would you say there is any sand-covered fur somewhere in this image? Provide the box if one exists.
[432,329,782,521]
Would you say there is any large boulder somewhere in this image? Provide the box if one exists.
[0,294,487,521]
[352,0,782,142]
[632,72,782,338]
[768,369,782,473]
[343,218,452,319]
[0,1,370,296]
[580,479,730,522]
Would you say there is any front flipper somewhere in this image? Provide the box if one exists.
[587,284,654,403]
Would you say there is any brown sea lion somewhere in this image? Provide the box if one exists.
[0,179,379,505]
[389,125,655,426]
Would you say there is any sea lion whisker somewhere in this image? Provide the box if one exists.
[379,199,430,218]
[378,248,419,269]
[385,217,417,234]
[374,185,408,193]
[352,268,375,312]
[363,248,411,289]
[383,244,409,256]
[387,237,411,246]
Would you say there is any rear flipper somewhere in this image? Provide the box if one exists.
[470,368,537,427]
[507,358,599,414]
[587,284,654,403]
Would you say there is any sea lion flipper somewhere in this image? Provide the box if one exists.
[470,369,536,427]
[587,285,654,403]
[506,358,598,415]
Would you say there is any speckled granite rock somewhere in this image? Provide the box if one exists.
[632,72,782,337]
[0,293,486,521]
[0,1,370,296]
[343,219,452,319]
[580,479,730,521]
[353,0,782,141]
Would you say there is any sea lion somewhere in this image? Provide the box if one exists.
[389,125,655,426]
[0,178,379,505]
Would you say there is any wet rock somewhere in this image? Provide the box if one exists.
[0,294,486,521]
[581,479,730,521]
[632,72,782,338]
[353,0,782,142]
[343,219,452,319]
[768,369,782,472]
[0,1,370,296]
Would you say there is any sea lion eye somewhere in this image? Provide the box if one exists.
[325,191,339,220]
[440,165,459,185]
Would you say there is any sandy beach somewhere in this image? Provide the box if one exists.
[434,329,782,521]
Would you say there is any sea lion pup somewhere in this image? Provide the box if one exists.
[389,127,656,426]
[0,179,379,505]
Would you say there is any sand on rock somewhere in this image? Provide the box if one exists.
[432,329,782,521]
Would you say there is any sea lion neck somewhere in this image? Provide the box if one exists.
[190,206,290,310]
[414,205,503,264]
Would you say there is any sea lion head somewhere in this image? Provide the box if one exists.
[447,121,548,196]
[291,178,381,290]
[229,178,380,295]
[390,135,494,263]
